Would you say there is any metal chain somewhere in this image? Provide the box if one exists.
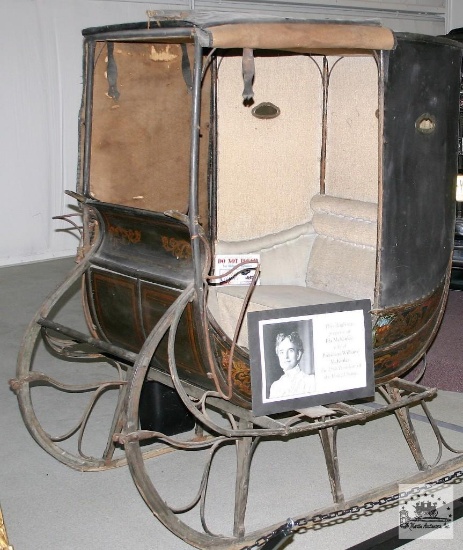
[241,469,463,550]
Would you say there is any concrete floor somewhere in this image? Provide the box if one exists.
[1,257,463,549]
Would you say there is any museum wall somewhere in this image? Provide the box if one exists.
[0,0,451,266]
[448,0,463,32]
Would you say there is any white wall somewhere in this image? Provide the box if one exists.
[0,0,448,266]
[0,0,188,267]
[448,0,463,31]
[196,0,446,33]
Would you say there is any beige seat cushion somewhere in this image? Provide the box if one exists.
[306,237,376,303]
[208,285,348,349]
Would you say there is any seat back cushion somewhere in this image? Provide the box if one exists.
[307,194,377,302]
[214,223,316,286]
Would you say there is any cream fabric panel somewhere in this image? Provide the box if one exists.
[324,55,379,203]
[216,55,323,242]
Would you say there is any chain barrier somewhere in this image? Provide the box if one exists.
[241,469,463,550]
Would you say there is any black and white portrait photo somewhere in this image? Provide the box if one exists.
[262,320,315,401]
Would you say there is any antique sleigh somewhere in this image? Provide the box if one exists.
[10,12,463,549]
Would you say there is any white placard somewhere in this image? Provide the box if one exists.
[213,254,260,285]
[312,309,367,394]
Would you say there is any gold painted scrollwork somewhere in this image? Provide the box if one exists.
[220,350,251,398]
[161,236,192,259]
[108,224,141,244]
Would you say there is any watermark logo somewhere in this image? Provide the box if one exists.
[398,484,453,540]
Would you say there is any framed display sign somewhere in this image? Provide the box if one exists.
[248,300,374,416]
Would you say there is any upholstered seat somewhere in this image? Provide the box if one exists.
[208,284,348,349]
[208,194,377,349]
